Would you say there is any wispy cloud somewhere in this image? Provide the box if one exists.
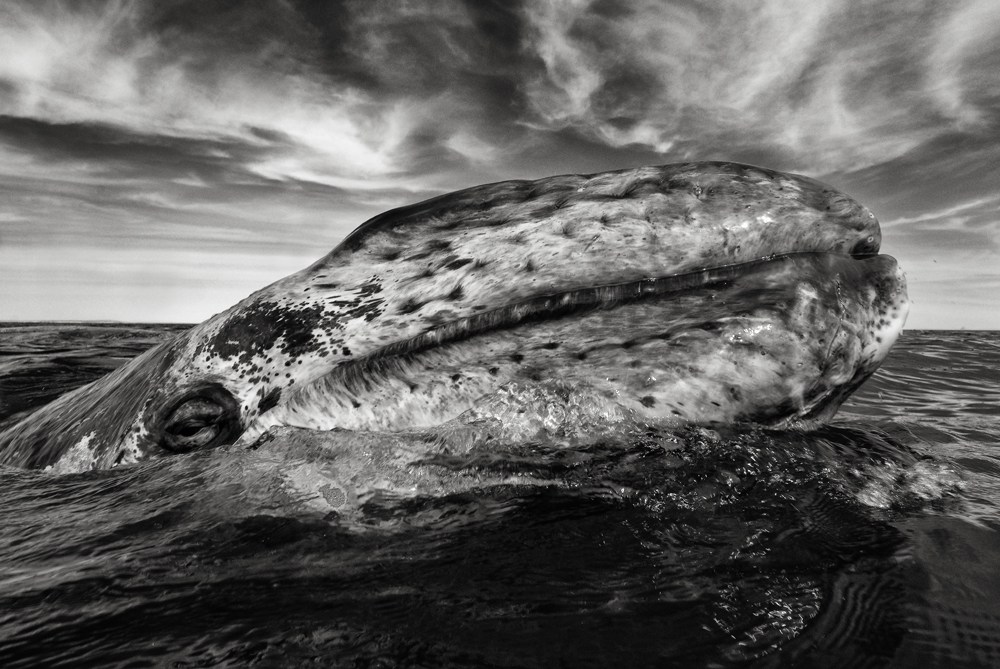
[883,196,1000,231]
[926,0,1000,127]
[0,0,402,185]
[518,0,1000,174]
[0,0,998,327]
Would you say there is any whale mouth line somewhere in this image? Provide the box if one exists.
[334,251,845,377]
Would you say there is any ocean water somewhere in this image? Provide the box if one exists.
[0,324,998,668]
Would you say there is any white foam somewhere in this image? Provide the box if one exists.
[43,432,96,475]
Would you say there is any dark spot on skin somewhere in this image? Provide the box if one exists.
[490,212,516,227]
[446,284,465,301]
[398,298,424,315]
[431,217,463,231]
[661,176,686,191]
[351,400,361,409]
[342,346,352,356]
[629,360,642,368]
[451,373,461,382]
[195,282,385,371]
[640,396,656,407]
[313,283,339,290]
[489,367,499,375]
[771,398,798,416]
[472,258,489,269]
[576,351,588,360]
[621,340,636,349]
[404,249,434,262]
[615,180,643,198]
[510,353,524,363]
[258,388,281,414]
[524,259,535,272]
[540,342,559,349]
[445,257,473,271]
[381,249,402,261]
[599,214,612,227]
[427,239,452,251]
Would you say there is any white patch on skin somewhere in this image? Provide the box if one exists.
[44,432,96,475]
[731,322,773,343]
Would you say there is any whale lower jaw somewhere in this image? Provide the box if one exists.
[237,252,909,444]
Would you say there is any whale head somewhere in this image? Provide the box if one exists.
[0,162,906,471]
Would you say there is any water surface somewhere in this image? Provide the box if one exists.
[1,324,998,668]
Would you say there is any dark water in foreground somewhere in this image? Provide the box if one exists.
[1,324,999,668]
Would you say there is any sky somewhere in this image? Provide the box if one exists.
[1,0,998,329]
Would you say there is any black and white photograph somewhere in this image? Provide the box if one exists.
[1,1,999,666]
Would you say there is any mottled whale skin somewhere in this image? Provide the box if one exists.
[0,162,908,472]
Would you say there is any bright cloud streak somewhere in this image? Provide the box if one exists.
[0,0,398,182]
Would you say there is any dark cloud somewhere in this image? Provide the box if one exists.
[0,114,268,179]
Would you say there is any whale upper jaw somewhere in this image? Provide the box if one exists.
[0,162,903,472]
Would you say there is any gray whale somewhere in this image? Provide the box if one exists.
[0,162,908,472]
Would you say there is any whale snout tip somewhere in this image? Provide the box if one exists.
[806,182,881,257]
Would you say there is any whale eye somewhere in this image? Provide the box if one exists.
[160,385,239,453]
